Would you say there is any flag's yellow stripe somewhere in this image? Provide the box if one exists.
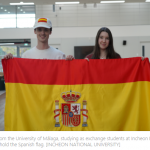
[5,81,150,131]
[38,18,47,21]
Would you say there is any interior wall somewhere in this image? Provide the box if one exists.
[0,25,150,58]
[31,35,150,58]
[36,3,150,27]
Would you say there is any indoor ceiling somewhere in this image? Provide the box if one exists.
[0,0,148,5]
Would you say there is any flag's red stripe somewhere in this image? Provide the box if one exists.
[38,20,47,23]
[2,58,150,84]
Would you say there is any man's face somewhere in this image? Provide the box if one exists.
[34,27,51,43]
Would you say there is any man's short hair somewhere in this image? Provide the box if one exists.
[34,28,52,32]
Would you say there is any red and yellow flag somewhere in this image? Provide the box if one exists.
[2,57,150,131]
[38,18,47,23]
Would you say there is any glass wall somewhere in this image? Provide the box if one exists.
[0,5,35,28]
[0,6,16,28]
[0,45,17,72]
[0,44,31,72]
[19,46,30,57]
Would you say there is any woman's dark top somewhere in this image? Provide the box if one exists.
[85,53,121,59]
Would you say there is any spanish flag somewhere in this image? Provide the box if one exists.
[38,18,47,23]
[2,57,150,131]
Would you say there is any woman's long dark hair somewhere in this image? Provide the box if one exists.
[92,27,119,59]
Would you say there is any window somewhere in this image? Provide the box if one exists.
[17,5,35,28]
[0,45,17,72]
[0,6,16,28]
[0,5,35,28]
[19,46,30,57]
[0,39,31,72]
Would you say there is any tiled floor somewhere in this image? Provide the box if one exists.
[0,91,5,131]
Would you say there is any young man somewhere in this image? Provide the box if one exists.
[4,18,73,60]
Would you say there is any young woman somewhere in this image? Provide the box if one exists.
[85,27,121,59]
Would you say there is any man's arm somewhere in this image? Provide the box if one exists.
[3,53,13,59]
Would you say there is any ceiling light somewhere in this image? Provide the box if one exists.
[8,12,10,13]
[100,1,125,3]
[146,0,150,2]
[10,2,34,5]
[23,11,25,13]
[18,7,20,9]
[20,9,23,11]
[1,7,3,9]
[55,2,79,4]
[4,10,7,11]
[0,43,14,45]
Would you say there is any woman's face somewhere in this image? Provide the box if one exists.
[98,31,110,51]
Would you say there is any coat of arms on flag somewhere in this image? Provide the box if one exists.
[54,90,88,127]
